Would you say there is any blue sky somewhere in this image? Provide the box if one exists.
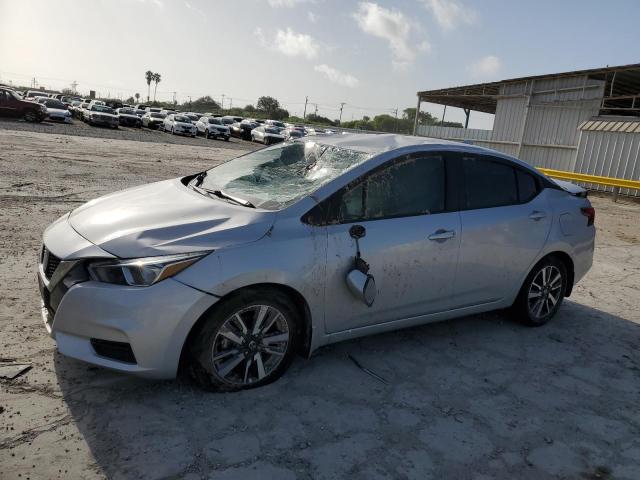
[1,0,638,128]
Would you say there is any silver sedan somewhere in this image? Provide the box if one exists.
[38,135,595,390]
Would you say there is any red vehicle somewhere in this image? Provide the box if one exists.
[0,87,47,122]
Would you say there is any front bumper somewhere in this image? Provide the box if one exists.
[39,274,217,378]
[90,117,117,126]
[38,218,219,378]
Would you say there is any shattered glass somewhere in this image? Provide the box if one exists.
[200,141,372,209]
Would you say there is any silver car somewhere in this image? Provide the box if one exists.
[38,135,595,390]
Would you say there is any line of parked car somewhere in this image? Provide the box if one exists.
[0,85,337,144]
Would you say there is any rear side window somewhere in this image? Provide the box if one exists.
[333,154,445,223]
[463,157,518,209]
[516,170,539,203]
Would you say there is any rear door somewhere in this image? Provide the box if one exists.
[318,151,461,334]
[451,154,551,308]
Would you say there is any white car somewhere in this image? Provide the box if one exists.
[164,114,197,137]
[195,116,231,141]
[37,98,72,123]
[251,125,284,145]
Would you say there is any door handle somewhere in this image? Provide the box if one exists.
[428,229,456,242]
[529,211,547,221]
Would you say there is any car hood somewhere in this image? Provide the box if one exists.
[47,108,69,114]
[174,121,195,127]
[68,178,275,258]
[119,113,139,119]
[91,112,116,118]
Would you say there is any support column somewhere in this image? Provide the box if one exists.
[412,97,421,136]
[464,108,470,129]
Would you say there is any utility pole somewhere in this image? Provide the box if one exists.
[71,80,78,93]
[314,104,318,116]
[303,96,308,119]
[172,92,177,106]
[229,98,233,110]
[339,102,346,125]
[393,108,399,132]
[221,94,225,110]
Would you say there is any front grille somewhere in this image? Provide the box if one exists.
[43,246,61,279]
[90,339,137,364]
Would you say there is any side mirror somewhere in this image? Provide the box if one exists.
[346,269,376,307]
[345,224,376,307]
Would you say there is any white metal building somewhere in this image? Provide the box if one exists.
[413,63,640,196]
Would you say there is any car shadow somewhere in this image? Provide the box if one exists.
[54,300,640,479]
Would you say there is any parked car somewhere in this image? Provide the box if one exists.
[184,112,203,123]
[160,109,177,117]
[37,135,595,391]
[230,119,258,140]
[38,98,73,123]
[23,90,50,100]
[78,102,91,120]
[134,108,146,117]
[251,125,284,145]
[141,112,166,129]
[163,114,197,137]
[220,116,236,128]
[265,119,286,129]
[85,104,118,128]
[283,128,304,141]
[116,107,142,127]
[69,100,84,118]
[0,87,47,122]
[195,116,231,141]
[104,99,124,110]
[145,107,162,114]
[135,104,150,111]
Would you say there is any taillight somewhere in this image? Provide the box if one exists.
[581,207,595,226]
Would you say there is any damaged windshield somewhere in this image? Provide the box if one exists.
[198,141,372,210]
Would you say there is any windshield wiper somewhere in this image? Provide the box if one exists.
[192,184,255,208]
[194,171,207,186]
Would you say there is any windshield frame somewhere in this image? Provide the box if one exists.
[196,139,372,211]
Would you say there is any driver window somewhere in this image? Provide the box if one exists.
[332,154,446,223]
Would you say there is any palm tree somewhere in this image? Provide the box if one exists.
[145,71,153,102]
[135,93,140,104]
[152,73,161,102]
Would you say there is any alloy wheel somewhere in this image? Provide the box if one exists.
[211,305,290,386]
[528,265,563,319]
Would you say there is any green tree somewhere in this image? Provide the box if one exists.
[135,93,140,104]
[188,96,221,112]
[152,73,161,102]
[145,71,153,102]
[256,96,280,116]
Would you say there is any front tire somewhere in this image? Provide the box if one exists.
[512,256,566,326]
[188,290,299,391]
[24,110,39,122]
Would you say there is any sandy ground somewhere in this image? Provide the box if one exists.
[0,125,639,480]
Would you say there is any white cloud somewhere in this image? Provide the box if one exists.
[353,2,428,67]
[267,0,309,7]
[261,28,319,59]
[314,64,359,87]
[469,55,502,78]
[307,11,317,23]
[184,1,206,18]
[422,0,476,30]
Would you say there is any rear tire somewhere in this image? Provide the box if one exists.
[188,290,299,392]
[512,256,567,327]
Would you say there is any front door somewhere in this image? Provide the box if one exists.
[320,152,461,334]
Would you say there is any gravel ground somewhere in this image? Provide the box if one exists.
[0,117,255,150]
[0,127,639,480]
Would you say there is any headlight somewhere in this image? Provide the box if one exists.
[87,252,208,287]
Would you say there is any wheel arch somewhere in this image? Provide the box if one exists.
[178,282,314,374]
[529,250,575,298]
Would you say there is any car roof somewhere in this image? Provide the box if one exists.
[297,133,463,154]
[298,133,540,172]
